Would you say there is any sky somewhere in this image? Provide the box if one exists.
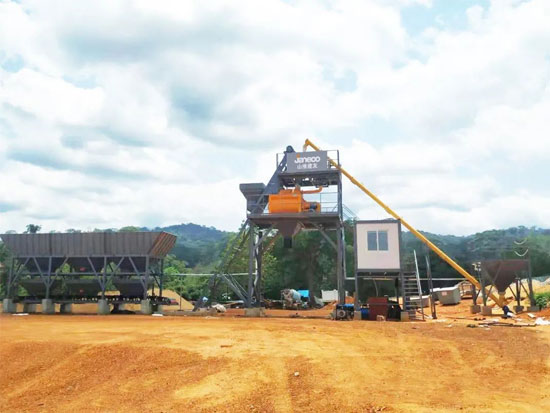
[0,0,549,235]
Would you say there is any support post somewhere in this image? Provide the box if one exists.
[159,259,164,299]
[480,268,488,307]
[144,256,150,300]
[354,273,360,311]
[336,225,345,305]
[470,282,481,314]
[46,256,52,299]
[6,257,14,298]
[102,256,107,300]
[526,258,537,310]
[247,225,255,308]
[255,231,263,305]
[399,271,405,311]
[425,253,437,320]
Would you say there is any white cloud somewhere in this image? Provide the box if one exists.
[1,68,104,124]
[0,0,549,235]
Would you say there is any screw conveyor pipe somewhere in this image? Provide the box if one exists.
[303,138,504,308]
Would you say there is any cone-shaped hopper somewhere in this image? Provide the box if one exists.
[113,277,153,298]
[65,279,103,297]
[275,221,302,248]
[20,278,62,297]
[480,260,529,293]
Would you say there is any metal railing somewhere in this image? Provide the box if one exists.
[250,190,340,215]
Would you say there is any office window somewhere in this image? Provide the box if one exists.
[378,230,388,251]
[367,230,389,251]
[367,231,378,251]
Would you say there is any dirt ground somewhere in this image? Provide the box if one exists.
[1,314,549,413]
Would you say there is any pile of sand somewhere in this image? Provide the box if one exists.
[159,289,193,311]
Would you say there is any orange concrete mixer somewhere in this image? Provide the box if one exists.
[268,185,322,213]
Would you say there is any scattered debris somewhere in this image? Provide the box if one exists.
[376,315,386,322]
[12,313,29,316]
[535,318,550,326]
[478,321,535,328]
[294,371,300,377]
[212,304,227,313]
[152,313,163,317]
[527,313,536,319]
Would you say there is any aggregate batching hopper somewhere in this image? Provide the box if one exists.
[1,231,176,314]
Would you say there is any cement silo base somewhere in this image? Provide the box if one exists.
[23,303,38,313]
[60,303,72,314]
[244,308,265,317]
[469,305,481,314]
[140,299,153,315]
[41,299,55,314]
[2,298,16,313]
[97,299,110,315]
[481,306,492,316]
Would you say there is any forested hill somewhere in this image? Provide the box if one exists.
[150,223,229,269]
[401,226,550,279]
[402,226,550,262]
[152,223,228,243]
[1,223,548,300]
[1,223,548,278]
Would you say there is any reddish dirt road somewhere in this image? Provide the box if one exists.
[1,314,549,412]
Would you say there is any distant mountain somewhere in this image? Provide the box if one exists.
[149,223,230,269]
[400,226,550,280]
[152,223,228,244]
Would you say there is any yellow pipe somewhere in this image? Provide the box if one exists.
[303,138,504,307]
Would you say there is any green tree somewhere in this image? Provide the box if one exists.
[119,226,140,232]
[25,224,41,234]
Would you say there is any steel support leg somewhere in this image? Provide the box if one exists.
[336,225,345,305]
[255,232,263,305]
[247,225,255,308]
[144,256,150,300]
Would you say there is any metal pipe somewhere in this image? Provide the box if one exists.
[303,138,504,308]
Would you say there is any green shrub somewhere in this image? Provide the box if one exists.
[534,292,550,309]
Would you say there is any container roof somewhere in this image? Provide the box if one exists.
[0,232,176,258]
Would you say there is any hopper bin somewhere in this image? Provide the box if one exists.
[65,279,102,297]
[20,279,62,297]
[113,277,153,298]
[480,260,528,293]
